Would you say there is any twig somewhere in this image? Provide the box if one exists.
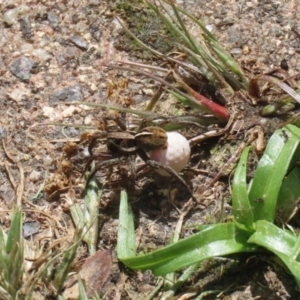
[2,141,24,207]
[189,113,234,146]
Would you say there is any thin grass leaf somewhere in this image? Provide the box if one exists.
[82,176,102,254]
[275,253,300,289]
[64,101,156,118]
[148,1,235,93]
[147,1,198,54]
[276,166,300,223]
[53,231,82,293]
[0,208,24,299]
[173,4,247,84]
[232,146,254,231]
[115,15,206,78]
[291,234,300,262]
[117,189,136,259]
[78,278,89,300]
[172,72,229,120]
[248,220,296,256]
[114,15,164,59]
[161,263,199,299]
[70,179,101,255]
[249,75,300,103]
[168,1,199,51]
[181,44,235,93]
[6,208,22,253]
[248,125,300,223]
[178,45,220,88]
[0,287,12,300]
[248,220,300,288]
[109,65,226,116]
[120,223,257,275]
[104,65,228,119]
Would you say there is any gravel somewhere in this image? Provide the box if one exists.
[0,1,299,299]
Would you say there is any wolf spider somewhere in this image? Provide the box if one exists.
[83,116,196,201]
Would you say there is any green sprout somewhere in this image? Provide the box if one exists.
[117,124,300,292]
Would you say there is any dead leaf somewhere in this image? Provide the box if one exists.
[79,250,112,297]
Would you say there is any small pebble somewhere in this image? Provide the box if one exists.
[29,170,41,182]
[47,11,60,28]
[10,56,35,81]
[3,5,30,26]
[23,222,40,238]
[49,85,83,103]
[69,35,89,51]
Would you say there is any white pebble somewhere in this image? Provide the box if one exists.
[3,5,30,26]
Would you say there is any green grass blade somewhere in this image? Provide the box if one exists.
[65,102,157,118]
[173,4,247,86]
[78,278,89,300]
[5,208,23,298]
[147,2,198,54]
[168,1,201,54]
[161,263,199,299]
[248,220,300,288]
[83,176,102,254]
[70,176,102,255]
[276,166,300,223]
[117,189,136,259]
[275,253,300,289]
[232,146,254,231]
[248,125,300,222]
[6,208,22,253]
[53,233,82,293]
[248,220,296,256]
[120,223,257,275]
[179,45,234,93]
[147,1,235,93]
[291,234,300,261]
[0,227,8,271]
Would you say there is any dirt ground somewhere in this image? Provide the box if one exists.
[1,0,300,299]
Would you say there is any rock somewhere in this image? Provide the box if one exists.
[3,5,30,26]
[23,222,40,238]
[69,35,89,51]
[19,15,33,40]
[10,56,35,81]
[47,11,60,28]
[49,85,83,103]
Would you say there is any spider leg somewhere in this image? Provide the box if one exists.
[139,115,208,132]
[83,130,108,156]
[103,115,127,131]
[138,115,166,130]
[83,157,126,195]
[82,152,112,175]
[109,139,138,153]
[137,149,196,202]
[127,154,137,191]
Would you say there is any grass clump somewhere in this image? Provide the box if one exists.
[118,124,300,292]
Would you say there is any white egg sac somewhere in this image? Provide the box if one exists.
[149,132,191,176]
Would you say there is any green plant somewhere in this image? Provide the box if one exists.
[0,208,23,300]
[0,205,87,299]
[117,124,300,293]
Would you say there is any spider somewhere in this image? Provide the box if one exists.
[83,116,196,201]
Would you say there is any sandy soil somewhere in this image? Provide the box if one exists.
[0,0,299,299]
